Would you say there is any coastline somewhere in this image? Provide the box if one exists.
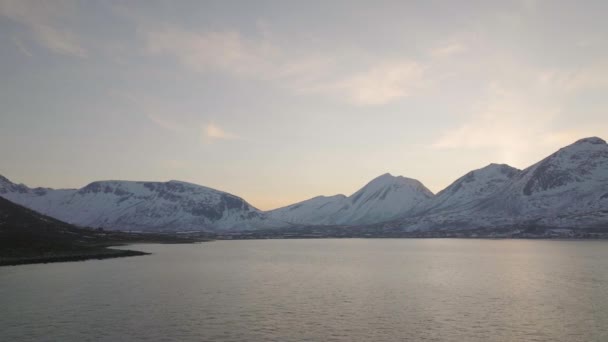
[0,247,150,267]
[3,236,606,267]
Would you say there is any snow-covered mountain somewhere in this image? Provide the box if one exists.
[409,163,521,216]
[267,194,347,225]
[268,173,433,225]
[0,177,279,232]
[397,137,608,230]
[2,136,606,233]
[494,136,608,227]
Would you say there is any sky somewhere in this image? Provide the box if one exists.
[1,0,607,210]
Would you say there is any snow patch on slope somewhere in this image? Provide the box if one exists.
[396,137,608,230]
[269,173,433,225]
[0,178,280,232]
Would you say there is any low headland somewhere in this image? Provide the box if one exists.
[0,196,210,267]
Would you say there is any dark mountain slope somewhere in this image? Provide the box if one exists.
[0,197,204,266]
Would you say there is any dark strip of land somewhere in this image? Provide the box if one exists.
[0,229,210,267]
[0,248,148,267]
[211,225,608,240]
[0,196,209,267]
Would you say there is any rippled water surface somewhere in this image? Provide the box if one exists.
[2,239,608,341]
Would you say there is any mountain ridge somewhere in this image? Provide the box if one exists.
[1,136,607,232]
[390,136,608,231]
[0,177,281,232]
[267,173,433,225]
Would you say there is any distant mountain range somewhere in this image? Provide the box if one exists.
[0,178,281,231]
[267,174,433,225]
[394,137,608,231]
[1,137,607,232]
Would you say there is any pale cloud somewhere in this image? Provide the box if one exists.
[11,35,32,57]
[302,61,427,105]
[146,114,185,132]
[144,26,427,106]
[430,42,467,58]
[203,123,240,142]
[118,91,244,144]
[32,23,86,58]
[537,64,608,93]
[431,31,608,168]
[432,83,563,167]
[0,0,86,57]
[116,91,187,132]
[145,28,279,77]
[434,99,606,168]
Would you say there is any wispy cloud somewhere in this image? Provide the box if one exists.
[430,42,467,58]
[0,0,86,57]
[431,81,574,167]
[114,91,187,132]
[10,35,32,57]
[115,91,244,146]
[537,64,608,93]
[146,113,185,132]
[143,26,427,106]
[203,123,240,143]
[301,61,427,105]
[145,28,280,77]
[428,25,608,167]
[433,84,556,142]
